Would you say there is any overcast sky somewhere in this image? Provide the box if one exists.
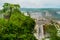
[0,0,60,8]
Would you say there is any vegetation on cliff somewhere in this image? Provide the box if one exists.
[44,21,60,40]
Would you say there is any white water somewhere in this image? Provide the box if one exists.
[34,20,45,40]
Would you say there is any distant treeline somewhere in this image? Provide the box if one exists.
[21,8,60,12]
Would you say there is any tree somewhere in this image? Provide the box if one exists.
[0,3,37,40]
[3,3,20,13]
[3,3,21,21]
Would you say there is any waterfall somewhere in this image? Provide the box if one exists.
[34,21,44,40]
[37,25,44,40]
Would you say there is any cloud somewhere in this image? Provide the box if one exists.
[0,0,60,8]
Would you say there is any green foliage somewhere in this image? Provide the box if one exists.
[44,23,60,40]
[0,3,37,40]
[3,3,20,13]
